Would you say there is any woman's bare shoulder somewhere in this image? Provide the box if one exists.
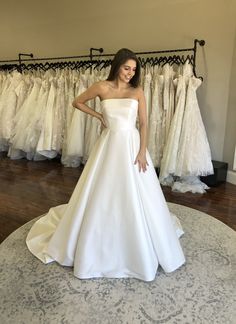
[95,80,111,89]
[132,86,144,100]
[136,86,144,94]
[90,80,105,90]
[93,80,111,95]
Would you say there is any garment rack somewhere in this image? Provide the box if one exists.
[0,39,205,79]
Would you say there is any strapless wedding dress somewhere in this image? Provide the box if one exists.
[26,98,185,281]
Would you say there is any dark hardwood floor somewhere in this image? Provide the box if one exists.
[0,154,235,244]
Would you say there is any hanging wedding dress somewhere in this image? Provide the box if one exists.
[23,78,49,160]
[26,98,185,282]
[36,75,58,159]
[159,68,188,183]
[9,76,42,159]
[7,75,33,159]
[172,73,213,193]
[162,64,175,145]
[83,71,101,162]
[61,72,86,167]
[148,66,164,167]
[0,71,22,151]
[51,73,66,154]
[61,70,78,165]
[143,66,152,125]
[0,73,11,151]
[159,63,213,192]
[175,76,213,176]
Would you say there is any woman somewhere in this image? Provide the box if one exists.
[26,48,185,282]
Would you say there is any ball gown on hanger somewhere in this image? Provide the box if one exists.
[26,98,185,282]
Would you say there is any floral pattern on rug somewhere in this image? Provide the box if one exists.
[0,203,235,324]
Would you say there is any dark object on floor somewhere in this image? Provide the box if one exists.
[155,168,160,176]
[200,160,228,187]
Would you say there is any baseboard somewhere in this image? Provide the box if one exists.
[226,170,236,185]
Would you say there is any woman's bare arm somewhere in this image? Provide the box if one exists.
[134,88,149,172]
[72,82,105,125]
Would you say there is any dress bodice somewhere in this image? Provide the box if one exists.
[101,98,138,131]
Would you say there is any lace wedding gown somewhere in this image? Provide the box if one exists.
[26,98,185,282]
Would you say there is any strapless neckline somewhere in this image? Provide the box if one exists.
[101,98,138,104]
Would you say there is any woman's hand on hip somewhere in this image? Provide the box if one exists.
[98,113,106,128]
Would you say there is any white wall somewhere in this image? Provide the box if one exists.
[224,30,236,174]
[1,0,236,163]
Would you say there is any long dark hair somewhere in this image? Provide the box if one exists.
[107,48,141,87]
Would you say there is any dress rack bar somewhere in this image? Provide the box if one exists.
[0,39,205,63]
[0,39,205,79]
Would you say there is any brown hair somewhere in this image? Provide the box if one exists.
[107,48,141,87]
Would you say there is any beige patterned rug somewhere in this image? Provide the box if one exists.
[0,203,235,324]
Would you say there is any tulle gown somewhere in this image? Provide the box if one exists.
[26,98,185,282]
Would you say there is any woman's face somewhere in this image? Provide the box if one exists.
[118,59,136,84]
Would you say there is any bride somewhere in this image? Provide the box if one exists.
[26,48,185,282]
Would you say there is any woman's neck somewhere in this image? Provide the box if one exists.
[110,79,130,90]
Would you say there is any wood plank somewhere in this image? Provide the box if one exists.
[0,154,235,243]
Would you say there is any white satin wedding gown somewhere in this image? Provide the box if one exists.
[26,98,185,281]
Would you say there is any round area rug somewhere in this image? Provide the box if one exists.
[0,203,235,324]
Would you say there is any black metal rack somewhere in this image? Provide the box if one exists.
[0,39,205,79]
